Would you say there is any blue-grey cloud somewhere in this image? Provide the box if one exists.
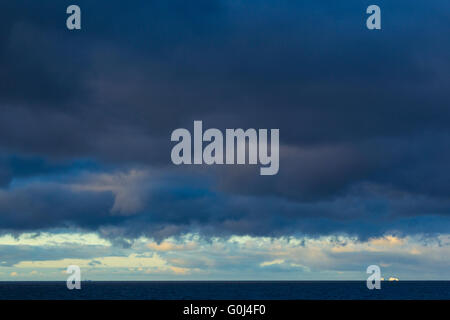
[0,0,449,241]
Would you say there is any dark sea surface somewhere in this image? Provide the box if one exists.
[0,281,448,300]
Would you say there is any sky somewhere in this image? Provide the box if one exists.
[0,0,449,280]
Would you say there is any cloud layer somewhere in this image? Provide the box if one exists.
[0,1,449,278]
[1,231,449,280]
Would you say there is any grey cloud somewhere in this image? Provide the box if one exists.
[0,1,449,239]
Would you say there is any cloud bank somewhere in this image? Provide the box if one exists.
[0,0,449,278]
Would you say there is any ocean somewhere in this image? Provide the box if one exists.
[0,281,448,300]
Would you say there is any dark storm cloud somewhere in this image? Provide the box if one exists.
[0,1,449,238]
[0,154,97,187]
[0,183,118,230]
[215,132,450,201]
[0,165,448,240]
